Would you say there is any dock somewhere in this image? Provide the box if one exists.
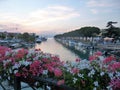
[97,44,120,50]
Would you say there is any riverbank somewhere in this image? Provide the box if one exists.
[54,38,120,59]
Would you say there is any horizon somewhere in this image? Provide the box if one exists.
[0,0,120,36]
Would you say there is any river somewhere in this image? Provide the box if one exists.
[35,38,95,62]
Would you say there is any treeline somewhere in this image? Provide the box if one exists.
[54,26,101,38]
[54,22,120,40]
[18,32,36,42]
[0,32,36,42]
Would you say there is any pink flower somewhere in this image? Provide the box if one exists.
[42,58,49,63]
[10,57,15,64]
[76,58,81,62]
[0,46,11,57]
[54,68,63,77]
[50,62,57,67]
[35,48,41,51]
[89,55,96,61]
[48,66,54,73]
[94,51,102,56]
[51,56,60,62]
[15,72,21,77]
[110,62,120,71]
[57,79,65,85]
[30,60,42,76]
[109,78,120,90]
[22,67,28,72]
[71,68,79,74]
[103,56,116,64]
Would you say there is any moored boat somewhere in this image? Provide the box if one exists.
[9,43,22,49]
[36,38,42,43]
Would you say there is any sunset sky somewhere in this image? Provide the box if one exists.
[0,0,120,35]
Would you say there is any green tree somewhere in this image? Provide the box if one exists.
[80,27,100,37]
[79,27,100,41]
[103,21,120,40]
[0,33,6,39]
[21,32,35,42]
[54,26,100,39]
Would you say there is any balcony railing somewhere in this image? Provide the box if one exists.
[14,76,77,90]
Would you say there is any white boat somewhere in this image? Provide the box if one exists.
[10,43,22,49]
[36,38,42,43]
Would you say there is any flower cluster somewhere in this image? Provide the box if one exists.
[0,46,120,90]
[0,46,64,86]
[62,51,120,90]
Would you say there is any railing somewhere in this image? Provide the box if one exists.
[0,71,14,90]
[14,76,77,90]
[0,82,6,90]
[0,74,77,90]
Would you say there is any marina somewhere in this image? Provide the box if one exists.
[0,38,120,90]
[0,0,120,89]
[54,37,120,58]
[0,37,119,61]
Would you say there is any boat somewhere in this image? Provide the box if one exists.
[36,38,42,43]
[41,37,47,41]
[9,43,22,49]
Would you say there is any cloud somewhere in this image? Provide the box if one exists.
[90,9,98,14]
[87,0,108,7]
[87,0,119,7]
[0,13,25,24]
[87,0,120,14]
[0,6,80,27]
[0,5,80,33]
[25,5,80,25]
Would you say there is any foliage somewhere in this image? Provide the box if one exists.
[20,32,36,42]
[79,27,100,37]
[54,26,100,38]
[0,46,120,90]
[102,21,120,39]
[103,27,120,39]
[0,32,36,42]
[0,32,6,39]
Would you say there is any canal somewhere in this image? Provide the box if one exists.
[35,38,94,61]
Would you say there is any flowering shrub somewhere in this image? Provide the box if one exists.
[0,46,120,90]
[65,51,120,90]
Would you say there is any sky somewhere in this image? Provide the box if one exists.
[0,0,120,35]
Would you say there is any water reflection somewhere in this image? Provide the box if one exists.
[35,38,80,61]
[35,38,97,61]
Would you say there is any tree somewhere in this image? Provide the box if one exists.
[79,27,100,38]
[0,33,6,39]
[106,21,117,28]
[103,21,120,40]
[54,26,100,39]
[21,32,35,42]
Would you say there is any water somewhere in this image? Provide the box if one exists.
[35,38,79,61]
[35,38,93,62]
